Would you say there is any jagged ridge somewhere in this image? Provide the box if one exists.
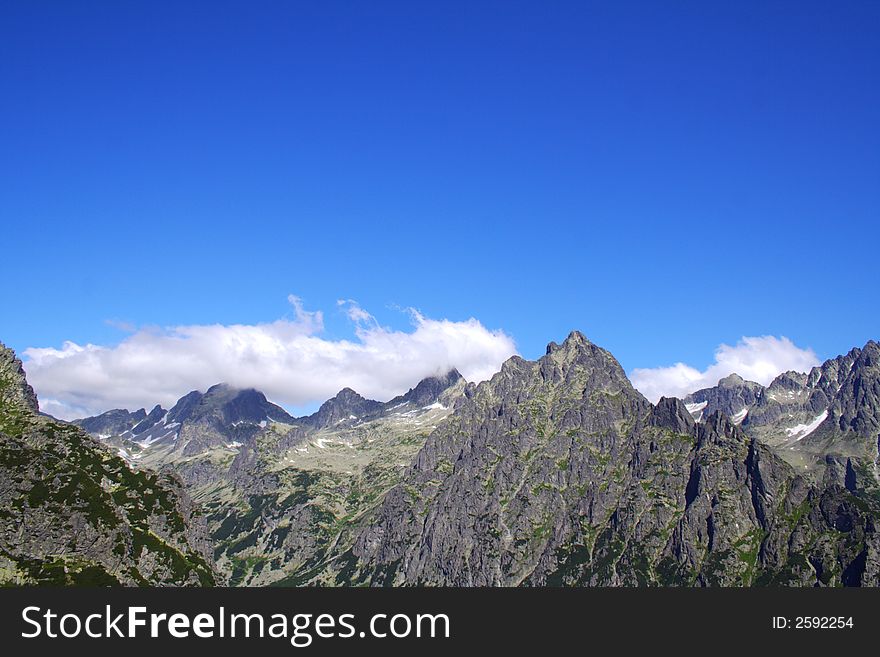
[332,332,880,586]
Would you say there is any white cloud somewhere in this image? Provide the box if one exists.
[337,298,378,326]
[629,336,820,403]
[22,297,518,420]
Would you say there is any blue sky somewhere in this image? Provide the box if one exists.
[1,2,878,416]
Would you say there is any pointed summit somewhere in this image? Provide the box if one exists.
[650,396,697,434]
[768,370,808,391]
[564,329,590,345]
[305,387,382,428]
[131,403,167,434]
[537,330,637,397]
[718,373,745,387]
[860,340,880,363]
[545,330,592,355]
[387,369,464,409]
[335,387,364,402]
[187,384,294,425]
[683,372,763,422]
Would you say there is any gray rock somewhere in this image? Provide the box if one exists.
[683,373,763,423]
[333,332,880,587]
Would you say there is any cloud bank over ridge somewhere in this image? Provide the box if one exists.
[629,335,820,403]
[23,296,518,420]
[22,300,821,422]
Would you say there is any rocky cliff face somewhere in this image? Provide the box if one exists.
[0,344,217,586]
[683,342,879,478]
[332,333,880,586]
[0,342,39,413]
[811,341,880,447]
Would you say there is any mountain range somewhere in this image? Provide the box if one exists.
[2,332,878,586]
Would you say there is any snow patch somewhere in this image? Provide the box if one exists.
[116,448,142,462]
[685,401,707,422]
[785,411,828,441]
[685,401,707,414]
[731,407,749,425]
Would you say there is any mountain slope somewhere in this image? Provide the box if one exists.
[0,343,217,586]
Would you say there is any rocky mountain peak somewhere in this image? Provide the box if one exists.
[133,384,295,440]
[306,387,382,428]
[859,340,880,365]
[131,403,167,434]
[545,329,592,355]
[335,387,363,401]
[391,369,464,408]
[0,342,39,414]
[817,339,880,442]
[74,407,147,436]
[543,330,606,366]
[768,371,808,391]
[538,331,637,400]
[166,390,204,424]
[198,385,293,425]
[650,396,697,433]
[718,373,745,387]
[683,372,763,423]
[696,409,746,448]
